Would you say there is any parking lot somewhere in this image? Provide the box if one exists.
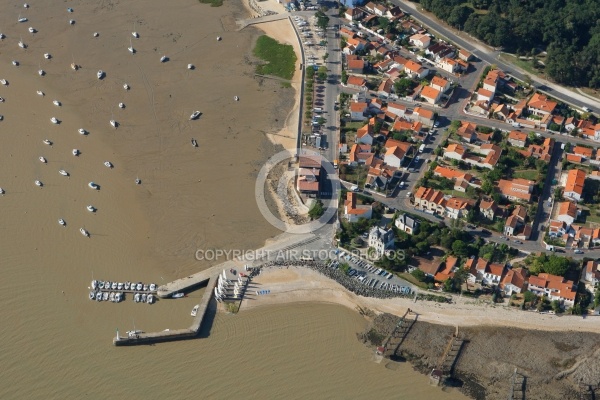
[328,249,415,295]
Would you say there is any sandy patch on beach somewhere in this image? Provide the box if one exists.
[242,266,600,333]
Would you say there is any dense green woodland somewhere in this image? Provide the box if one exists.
[412,0,600,87]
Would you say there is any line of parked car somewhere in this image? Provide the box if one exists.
[330,252,413,295]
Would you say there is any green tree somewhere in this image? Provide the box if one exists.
[315,11,330,30]
[341,70,348,85]
[452,240,469,257]
[393,78,414,96]
[411,268,426,282]
[308,200,324,219]
[317,66,328,82]
[523,291,536,304]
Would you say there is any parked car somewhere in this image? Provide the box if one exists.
[574,249,584,254]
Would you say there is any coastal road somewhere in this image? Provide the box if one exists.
[391,0,600,111]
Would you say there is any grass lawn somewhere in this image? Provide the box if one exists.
[499,53,545,78]
[253,35,297,80]
[399,272,429,289]
[198,0,223,6]
[513,169,539,180]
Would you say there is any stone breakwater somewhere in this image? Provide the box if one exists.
[254,261,452,303]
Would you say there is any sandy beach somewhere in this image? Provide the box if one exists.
[243,266,600,333]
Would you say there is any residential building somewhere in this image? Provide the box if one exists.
[498,178,534,202]
[458,49,473,61]
[347,58,366,74]
[528,273,577,307]
[479,198,497,220]
[297,167,320,195]
[368,226,395,257]
[355,124,374,145]
[465,257,489,284]
[527,93,557,116]
[445,197,473,219]
[456,121,477,143]
[443,143,466,161]
[377,78,394,98]
[425,43,455,62]
[349,102,368,121]
[563,169,586,202]
[430,76,450,93]
[387,102,406,118]
[482,263,505,286]
[404,60,429,79]
[344,7,365,20]
[556,201,579,226]
[395,213,419,235]
[476,88,494,103]
[384,145,406,168]
[582,260,600,287]
[409,33,431,48]
[420,85,441,104]
[500,268,528,296]
[414,186,446,215]
[346,75,367,90]
[434,256,458,283]
[438,57,459,74]
[411,107,435,126]
[573,146,593,159]
[344,192,372,222]
[348,144,373,165]
[508,130,528,148]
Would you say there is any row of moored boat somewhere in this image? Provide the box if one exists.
[91,280,157,292]
[88,290,154,304]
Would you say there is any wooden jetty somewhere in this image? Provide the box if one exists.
[382,309,417,359]
[507,368,526,400]
[433,327,465,385]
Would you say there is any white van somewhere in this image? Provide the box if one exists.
[350,185,359,192]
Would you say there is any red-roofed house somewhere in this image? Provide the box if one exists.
[438,57,459,74]
[350,102,368,121]
[346,75,367,90]
[528,273,577,307]
[556,201,579,226]
[482,263,505,286]
[443,143,466,161]
[573,146,593,159]
[500,268,528,295]
[477,88,494,102]
[387,102,406,118]
[498,178,534,202]
[404,60,429,79]
[421,85,442,104]
[414,187,446,215]
[344,192,373,222]
[384,146,406,168]
[563,169,586,202]
[479,198,498,220]
[445,197,473,219]
[355,124,374,145]
[430,76,450,93]
[582,260,600,287]
[412,107,435,126]
[434,256,458,282]
[527,93,557,116]
[456,121,477,143]
[344,7,365,20]
[347,58,366,74]
[508,131,528,147]
[409,33,431,48]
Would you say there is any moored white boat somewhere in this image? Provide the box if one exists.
[132,32,139,38]
[88,182,99,190]
[93,32,99,37]
[109,292,115,302]
[43,139,52,145]
[72,149,79,156]
[97,70,104,79]
[118,102,125,109]
[141,293,147,302]
[50,117,59,124]
[44,53,51,59]
[59,169,68,176]
[67,7,73,12]
[160,55,167,62]
[135,177,141,185]
[0,97,4,103]
[80,227,89,237]
[134,293,141,302]
[18,16,27,23]
[38,69,45,76]
[39,156,46,163]
[78,128,87,135]
[111,282,117,290]
[28,27,35,33]
[96,292,102,301]
[0,188,4,195]
[124,282,131,290]
[191,305,199,316]
[99,281,105,290]
[102,292,109,301]
[18,39,25,48]
[115,292,122,302]
[104,161,113,168]
[0,33,5,40]
[109,119,117,128]
[217,36,222,41]
[37,90,44,96]
[123,83,129,90]
[23,3,29,8]
[187,64,194,70]
[12,60,19,66]
[71,63,78,71]
[58,218,66,226]
[149,283,157,291]
[53,100,61,106]
[117,282,123,290]
[234,96,239,101]
[89,291,95,300]
[1,79,7,85]
[147,294,154,304]
[92,280,97,290]
[172,293,184,299]
[69,19,75,25]
[136,283,142,291]
[189,111,201,120]
[35,180,43,187]
[191,138,198,147]
[86,205,95,212]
